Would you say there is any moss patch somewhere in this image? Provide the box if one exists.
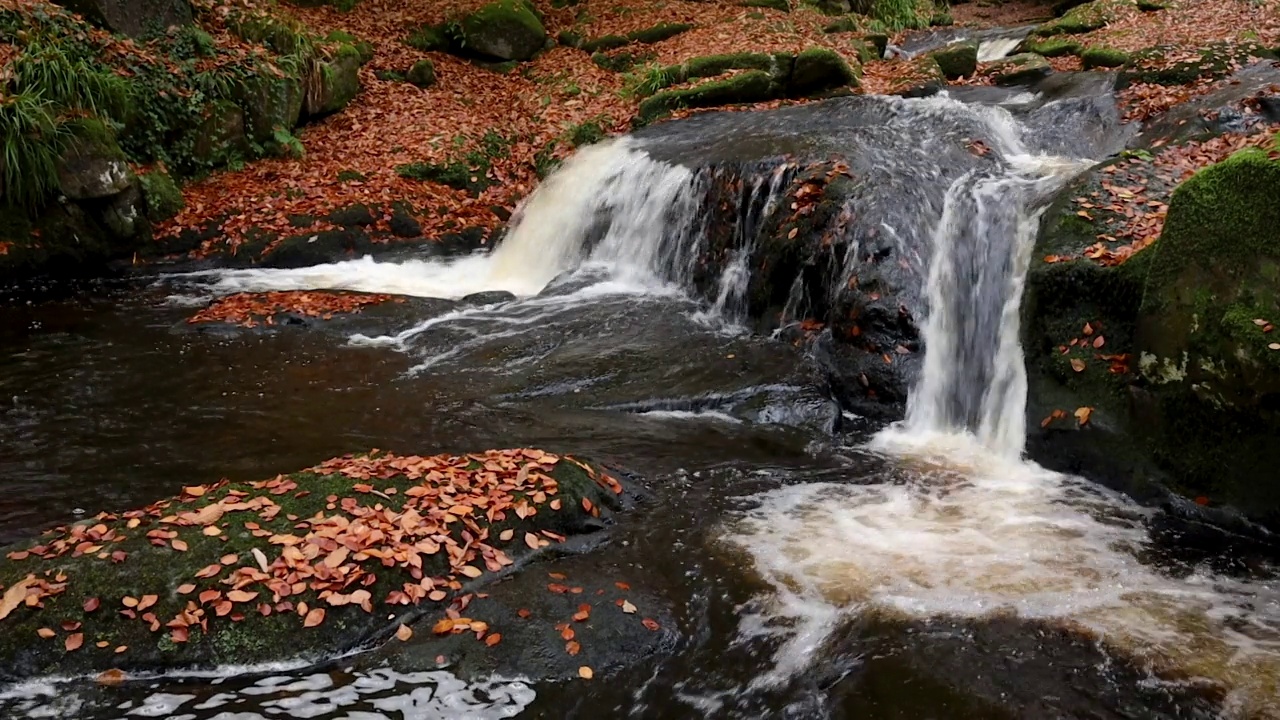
[1034,0,1133,36]
[1080,46,1129,69]
[636,70,778,125]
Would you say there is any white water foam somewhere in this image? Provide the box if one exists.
[725,98,1280,715]
[0,664,536,720]
[977,37,1023,62]
[178,137,699,302]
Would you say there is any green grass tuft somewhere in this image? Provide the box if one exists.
[0,93,69,210]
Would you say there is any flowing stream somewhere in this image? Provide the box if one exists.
[1,90,1278,718]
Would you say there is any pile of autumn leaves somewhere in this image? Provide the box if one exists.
[0,449,632,674]
[188,291,404,326]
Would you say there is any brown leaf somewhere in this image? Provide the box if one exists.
[485,633,502,646]
[1092,336,1105,349]
[176,584,196,595]
[642,618,660,631]
[171,539,189,552]
[227,590,259,603]
[396,624,413,641]
[65,633,84,652]
[566,640,580,655]
[524,532,540,549]
[517,608,531,619]
[136,595,158,611]
[0,576,35,620]
[303,608,325,628]
[578,666,593,680]
[458,565,483,578]
[36,627,55,639]
[96,669,126,686]
[83,597,101,612]
[621,600,637,614]
[1074,406,1094,426]
[1070,358,1086,373]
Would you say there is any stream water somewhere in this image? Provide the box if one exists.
[1,88,1279,718]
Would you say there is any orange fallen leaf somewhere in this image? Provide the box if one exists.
[566,640,580,655]
[517,608,531,618]
[36,627,55,639]
[396,624,413,641]
[0,576,36,620]
[303,608,325,628]
[1074,406,1093,426]
[176,584,196,595]
[578,666,593,679]
[65,633,84,652]
[524,532,540,549]
[1070,358,1086,373]
[171,539,189,552]
[96,669,126,686]
[621,600,637,614]
[642,618,660,631]
[83,597,101,612]
[485,633,502,646]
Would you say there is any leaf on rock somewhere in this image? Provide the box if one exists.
[303,608,325,628]
[566,640,580,655]
[485,633,502,646]
[83,597,101,612]
[36,628,55,639]
[396,624,413,641]
[65,633,83,652]
[642,618,660,631]
[0,576,36,621]
[621,600,637,614]
[578,666,593,680]
[1070,358,1086,373]
[1074,407,1093,426]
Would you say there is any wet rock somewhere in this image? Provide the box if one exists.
[54,0,191,37]
[327,203,376,227]
[637,71,778,125]
[1132,149,1280,529]
[788,47,859,97]
[929,40,979,79]
[260,228,371,268]
[389,204,423,237]
[460,0,547,61]
[986,52,1051,85]
[56,121,133,201]
[138,170,184,224]
[1033,0,1130,36]
[0,450,635,682]
[886,55,946,96]
[407,59,437,88]
[461,290,517,305]
[1131,61,1280,146]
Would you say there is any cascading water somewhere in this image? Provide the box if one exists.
[164,89,1280,716]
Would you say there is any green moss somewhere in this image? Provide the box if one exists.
[396,161,488,193]
[1124,41,1276,85]
[460,0,547,61]
[1034,0,1131,36]
[568,118,607,147]
[138,170,184,223]
[1024,37,1083,57]
[790,47,858,95]
[1135,0,1166,9]
[591,49,656,72]
[407,59,437,88]
[405,24,451,52]
[1080,46,1129,68]
[327,32,374,63]
[636,70,778,125]
[822,15,863,33]
[581,22,694,53]
[738,0,791,11]
[929,41,978,79]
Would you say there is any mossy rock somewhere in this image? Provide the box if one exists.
[304,48,361,117]
[737,0,790,11]
[234,73,304,145]
[138,170,184,223]
[189,101,251,169]
[57,0,193,38]
[0,450,629,681]
[405,23,451,52]
[887,54,946,97]
[801,0,851,15]
[1023,36,1083,57]
[636,70,778,125]
[1133,149,1280,525]
[1033,0,1132,36]
[460,0,547,61]
[822,15,863,33]
[789,47,859,96]
[325,31,374,64]
[55,119,133,201]
[987,53,1052,86]
[396,161,490,194]
[930,40,978,80]
[1136,0,1167,10]
[1080,46,1128,69]
[1124,42,1277,86]
[682,52,786,81]
[580,22,694,53]
[407,59,436,88]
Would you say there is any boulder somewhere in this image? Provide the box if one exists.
[987,53,1052,85]
[788,47,859,96]
[930,40,979,79]
[94,183,147,240]
[460,0,547,61]
[235,73,304,144]
[190,101,251,167]
[406,59,436,88]
[1132,149,1280,527]
[54,0,192,38]
[56,122,133,201]
[1080,46,1128,69]
[138,170,184,224]
[636,71,778,125]
[0,449,632,681]
[1033,0,1132,36]
[304,46,362,117]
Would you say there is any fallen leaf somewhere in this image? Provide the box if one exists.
[171,539,189,552]
[517,608,531,618]
[621,600,637,614]
[36,627,55,638]
[303,608,325,628]
[642,618,660,631]
[83,597,101,612]
[1070,358,1086,373]
[65,633,83,652]
[396,624,413,641]
[1075,406,1094,426]
[578,666,593,679]
[524,532,540,549]
[96,669,126,686]
[0,576,35,620]
[566,640,580,655]
[485,633,502,646]
[176,584,196,595]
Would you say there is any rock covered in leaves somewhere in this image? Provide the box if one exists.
[0,449,630,681]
